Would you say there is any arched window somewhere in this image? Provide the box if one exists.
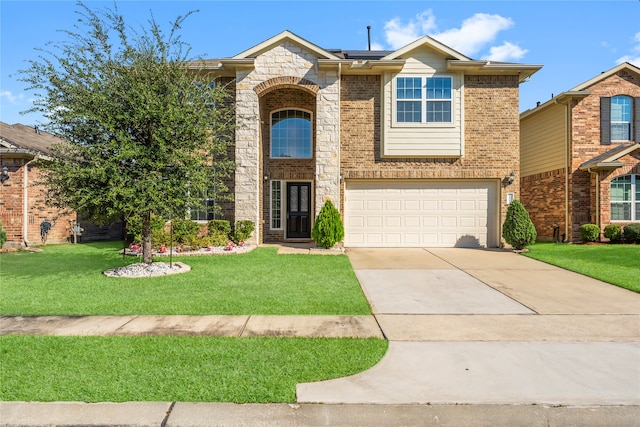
[271,110,312,159]
[610,174,639,221]
[611,96,632,141]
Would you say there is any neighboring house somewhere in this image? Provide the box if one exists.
[520,63,640,242]
[195,30,541,247]
[0,122,122,248]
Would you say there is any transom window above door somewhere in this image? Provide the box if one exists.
[271,109,312,159]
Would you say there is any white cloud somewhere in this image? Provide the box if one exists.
[384,10,437,50]
[616,32,640,67]
[433,13,513,56]
[485,42,528,62]
[381,10,526,62]
[0,90,24,104]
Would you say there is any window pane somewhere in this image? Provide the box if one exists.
[611,96,632,140]
[426,101,451,122]
[611,176,631,201]
[300,185,308,213]
[397,77,422,99]
[611,123,631,141]
[426,77,452,99]
[271,110,312,158]
[271,181,281,229]
[397,101,422,122]
[611,203,631,221]
[290,185,298,213]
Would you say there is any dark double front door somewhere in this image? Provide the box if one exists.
[286,182,311,238]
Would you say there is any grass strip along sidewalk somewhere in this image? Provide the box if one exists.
[0,336,386,402]
[1,242,385,402]
[523,242,639,293]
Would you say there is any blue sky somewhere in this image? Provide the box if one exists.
[1,1,639,126]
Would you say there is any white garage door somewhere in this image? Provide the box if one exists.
[345,180,497,248]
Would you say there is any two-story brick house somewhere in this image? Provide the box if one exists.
[195,31,541,248]
[520,63,640,242]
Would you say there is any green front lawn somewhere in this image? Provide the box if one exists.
[0,335,387,402]
[523,242,640,292]
[0,242,371,315]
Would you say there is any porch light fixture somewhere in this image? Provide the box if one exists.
[507,171,515,185]
[263,175,269,182]
[0,167,9,184]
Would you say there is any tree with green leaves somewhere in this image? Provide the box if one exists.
[502,200,537,250]
[19,2,234,264]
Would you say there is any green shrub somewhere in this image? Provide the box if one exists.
[171,218,200,245]
[208,220,231,238]
[623,223,640,243]
[0,221,7,248]
[502,200,537,250]
[603,224,622,242]
[311,200,345,249]
[579,224,600,242]
[232,220,255,244]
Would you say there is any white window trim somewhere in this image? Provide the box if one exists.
[392,75,454,128]
[270,108,314,159]
[610,95,633,142]
[270,180,283,230]
[610,174,639,222]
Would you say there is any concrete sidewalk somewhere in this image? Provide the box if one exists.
[0,315,382,338]
[2,401,638,427]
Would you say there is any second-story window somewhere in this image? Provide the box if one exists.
[396,76,452,125]
[611,95,632,141]
[271,109,312,159]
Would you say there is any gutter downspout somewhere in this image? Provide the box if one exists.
[556,97,570,243]
[337,62,342,213]
[22,157,37,246]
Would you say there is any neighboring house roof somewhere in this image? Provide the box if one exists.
[0,122,63,159]
[579,143,640,171]
[521,62,640,119]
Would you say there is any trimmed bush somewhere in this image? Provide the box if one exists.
[603,224,622,242]
[623,223,640,243]
[171,218,200,245]
[208,220,231,238]
[502,200,537,250]
[311,200,344,249]
[579,224,600,242]
[0,221,6,248]
[232,220,255,244]
[208,220,232,247]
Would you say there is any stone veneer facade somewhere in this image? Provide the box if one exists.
[233,42,340,244]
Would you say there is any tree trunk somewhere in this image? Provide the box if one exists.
[142,211,153,264]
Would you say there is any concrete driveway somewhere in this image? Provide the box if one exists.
[297,248,640,405]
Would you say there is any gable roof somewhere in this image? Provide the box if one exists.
[0,122,63,159]
[382,35,471,61]
[571,62,640,92]
[579,143,640,171]
[521,62,640,118]
[233,30,341,60]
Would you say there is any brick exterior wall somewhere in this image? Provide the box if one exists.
[0,159,75,247]
[568,70,640,240]
[521,168,566,241]
[339,74,521,245]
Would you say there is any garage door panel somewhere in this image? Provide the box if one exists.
[345,181,496,248]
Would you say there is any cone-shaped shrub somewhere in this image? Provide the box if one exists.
[311,200,344,249]
[502,200,537,250]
